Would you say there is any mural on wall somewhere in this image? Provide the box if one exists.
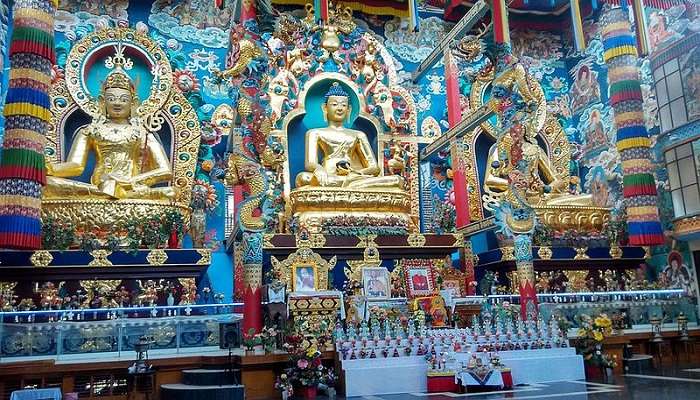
[149,0,232,48]
[680,45,700,121]
[55,0,129,34]
[569,62,601,114]
[646,3,700,54]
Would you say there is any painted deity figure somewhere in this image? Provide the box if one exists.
[295,83,404,190]
[570,65,600,113]
[45,58,174,200]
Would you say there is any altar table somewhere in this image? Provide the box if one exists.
[340,348,584,397]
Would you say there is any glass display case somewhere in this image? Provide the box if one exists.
[452,289,696,328]
[0,304,240,359]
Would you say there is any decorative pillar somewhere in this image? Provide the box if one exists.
[601,6,664,246]
[0,0,56,249]
[570,0,586,52]
[631,0,650,56]
[445,50,470,228]
[491,0,511,45]
[514,234,536,320]
[241,231,263,334]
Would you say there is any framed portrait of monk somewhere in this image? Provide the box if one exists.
[292,264,318,292]
[362,267,390,299]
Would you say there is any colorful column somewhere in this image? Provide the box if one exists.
[514,234,537,320]
[0,0,56,249]
[602,6,664,246]
[241,232,263,334]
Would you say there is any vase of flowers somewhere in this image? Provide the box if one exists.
[260,326,277,353]
[282,334,328,399]
[242,328,261,355]
[275,373,293,400]
[575,314,618,379]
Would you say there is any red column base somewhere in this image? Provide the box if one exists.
[518,281,538,320]
[242,285,262,334]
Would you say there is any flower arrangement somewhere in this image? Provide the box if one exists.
[575,314,616,368]
[260,326,278,353]
[281,334,329,389]
[242,328,261,351]
[274,373,293,398]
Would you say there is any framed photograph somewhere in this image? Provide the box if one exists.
[362,267,390,299]
[405,265,435,298]
[292,264,318,292]
[442,279,462,297]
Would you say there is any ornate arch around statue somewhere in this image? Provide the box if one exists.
[44,28,200,228]
[462,73,573,221]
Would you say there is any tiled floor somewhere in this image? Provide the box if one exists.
[331,363,700,399]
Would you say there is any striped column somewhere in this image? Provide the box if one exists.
[601,6,664,246]
[0,0,56,249]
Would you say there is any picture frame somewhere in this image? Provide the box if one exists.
[404,262,435,298]
[292,264,318,292]
[362,267,390,299]
[442,279,462,297]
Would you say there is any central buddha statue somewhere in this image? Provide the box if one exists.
[295,83,404,190]
[44,61,174,200]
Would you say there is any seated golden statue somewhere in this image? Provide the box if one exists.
[41,28,200,237]
[45,64,174,201]
[483,124,593,207]
[295,83,404,190]
[287,79,412,234]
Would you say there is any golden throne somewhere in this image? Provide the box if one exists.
[43,28,200,233]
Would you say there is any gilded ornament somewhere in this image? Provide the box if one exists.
[30,251,53,268]
[263,234,276,248]
[574,247,589,260]
[609,245,623,259]
[643,246,651,259]
[537,246,553,260]
[89,250,113,267]
[345,246,382,285]
[356,235,378,248]
[146,249,168,266]
[452,233,464,247]
[407,233,426,247]
[196,249,212,265]
[500,247,515,261]
[563,270,589,292]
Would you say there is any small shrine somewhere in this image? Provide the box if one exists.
[0,0,698,399]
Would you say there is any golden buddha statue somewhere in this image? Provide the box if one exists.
[295,83,404,190]
[44,60,174,200]
[287,79,413,234]
[484,124,593,207]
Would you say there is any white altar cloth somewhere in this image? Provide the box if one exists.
[342,356,427,397]
[452,348,585,384]
[455,370,504,387]
[340,348,584,397]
